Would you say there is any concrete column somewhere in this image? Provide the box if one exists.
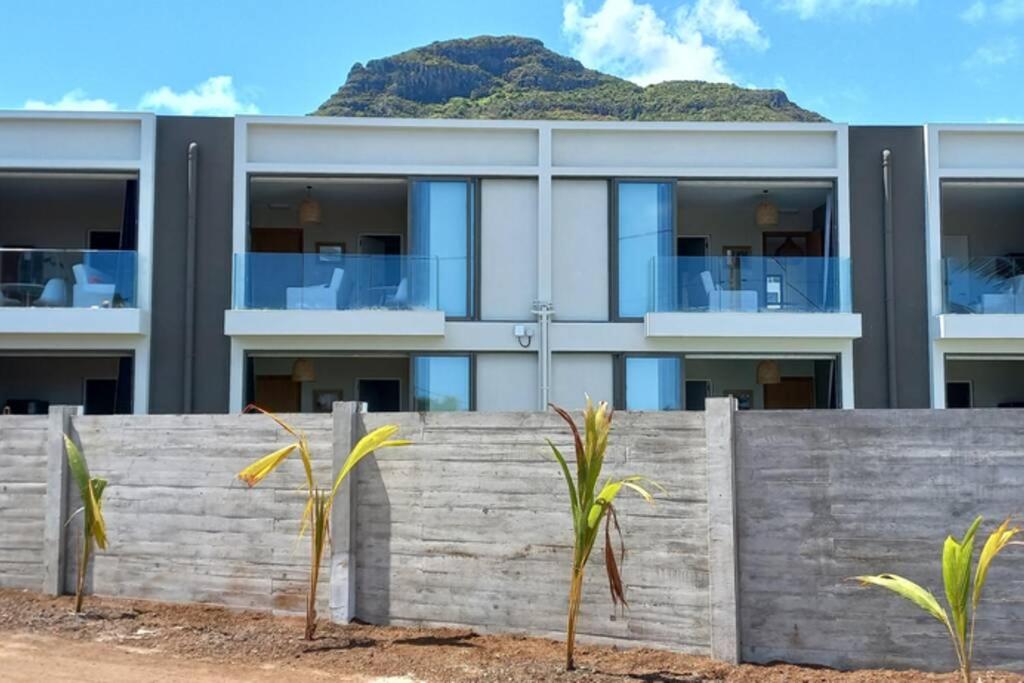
[42,405,80,596]
[705,397,740,664]
[329,401,366,622]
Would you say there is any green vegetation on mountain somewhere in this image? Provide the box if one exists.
[314,36,826,122]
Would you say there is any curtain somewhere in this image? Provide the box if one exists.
[409,181,432,309]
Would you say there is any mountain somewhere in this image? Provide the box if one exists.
[314,36,826,123]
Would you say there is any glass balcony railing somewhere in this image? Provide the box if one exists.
[233,253,452,312]
[944,256,1024,314]
[647,256,849,313]
[0,248,137,308]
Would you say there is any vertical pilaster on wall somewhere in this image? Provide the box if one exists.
[330,401,366,623]
[705,397,740,664]
[42,405,79,596]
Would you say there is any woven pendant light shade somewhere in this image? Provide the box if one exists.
[755,190,779,227]
[299,185,321,225]
[756,359,781,385]
[291,358,316,383]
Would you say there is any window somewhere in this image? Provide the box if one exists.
[410,179,475,318]
[413,355,472,411]
[614,181,675,318]
[624,356,681,411]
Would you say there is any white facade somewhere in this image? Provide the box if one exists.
[227,116,860,412]
[0,112,155,414]
[924,124,1024,407]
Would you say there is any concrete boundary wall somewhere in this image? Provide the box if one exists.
[1,402,1023,672]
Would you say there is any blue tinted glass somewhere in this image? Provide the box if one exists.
[625,357,682,411]
[618,182,674,317]
[414,355,471,411]
[411,180,470,318]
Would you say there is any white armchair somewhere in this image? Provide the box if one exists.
[982,275,1024,313]
[384,278,409,308]
[286,268,344,310]
[72,264,116,308]
[701,270,758,312]
[35,278,68,307]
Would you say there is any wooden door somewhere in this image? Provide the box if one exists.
[764,377,815,410]
[254,375,300,413]
[251,228,303,253]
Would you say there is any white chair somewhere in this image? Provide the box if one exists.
[983,275,1024,313]
[72,264,116,308]
[34,278,68,307]
[384,278,409,308]
[701,270,758,312]
[285,268,344,310]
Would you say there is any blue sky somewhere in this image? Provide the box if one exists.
[2,0,1022,124]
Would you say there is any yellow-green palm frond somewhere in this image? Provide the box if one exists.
[942,516,982,643]
[244,404,301,439]
[973,516,1021,609]
[855,573,951,626]
[64,435,108,550]
[587,477,661,530]
[329,424,410,500]
[237,444,298,487]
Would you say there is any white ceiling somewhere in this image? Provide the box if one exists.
[250,177,407,208]
[677,180,831,210]
[943,181,1024,211]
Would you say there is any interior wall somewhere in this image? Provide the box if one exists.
[252,356,410,413]
[480,179,538,320]
[678,199,818,258]
[0,355,121,409]
[249,186,407,255]
[941,190,1024,258]
[476,353,538,411]
[945,359,1024,407]
[0,176,127,250]
[550,353,614,408]
[551,180,609,321]
[684,358,821,410]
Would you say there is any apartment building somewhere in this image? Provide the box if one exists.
[1,111,1019,414]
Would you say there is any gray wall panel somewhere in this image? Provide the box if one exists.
[849,126,930,408]
[150,117,234,413]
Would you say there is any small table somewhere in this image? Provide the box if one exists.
[0,283,44,306]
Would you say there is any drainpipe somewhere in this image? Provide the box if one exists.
[882,149,898,408]
[183,142,199,413]
[532,300,553,409]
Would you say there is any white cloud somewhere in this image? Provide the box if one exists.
[987,116,1024,123]
[777,0,916,20]
[961,0,1024,22]
[963,37,1018,68]
[562,0,767,86]
[138,76,258,116]
[23,89,117,112]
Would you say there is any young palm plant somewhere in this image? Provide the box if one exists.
[63,435,108,614]
[855,515,1021,683]
[237,406,409,640]
[547,398,662,671]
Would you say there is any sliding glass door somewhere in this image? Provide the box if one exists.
[412,355,472,411]
[615,181,675,318]
[410,179,475,318]
[624,356,682,411]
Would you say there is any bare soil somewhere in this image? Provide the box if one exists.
[0,589,1020,682]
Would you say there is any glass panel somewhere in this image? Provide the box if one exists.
[414,355,471,411]
[625,356,682,411]
[943,256,1024,313]
[649,256,850,313]
[0,248,137,308]
[410,180,472,318]
[233,253,439,310]
[617,182,674,318]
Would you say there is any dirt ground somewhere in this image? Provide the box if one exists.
[0,589,1020,683]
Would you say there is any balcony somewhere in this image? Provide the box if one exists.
[937,256,1024,339]
[643,256,860,339]
[0,248,142,335]
[225,253,449,337]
